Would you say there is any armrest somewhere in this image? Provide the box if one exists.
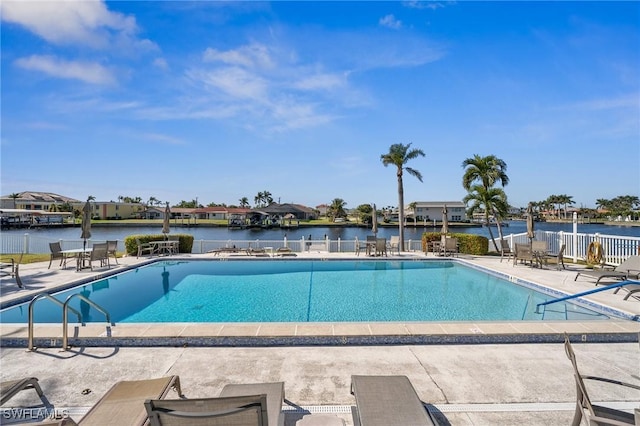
[582,375,640,391]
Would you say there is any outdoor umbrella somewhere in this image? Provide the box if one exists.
[371,203,378,236]
[81,200,92,250]
[526,203,535,242]
[162,202,171,238]
[441,205,449,234]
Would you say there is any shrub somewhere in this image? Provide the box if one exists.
[124,234,194,255]
[421,232,488,256]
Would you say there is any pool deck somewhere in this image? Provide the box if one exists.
[1,252,639,424]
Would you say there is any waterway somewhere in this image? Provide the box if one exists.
[2,220,639,243]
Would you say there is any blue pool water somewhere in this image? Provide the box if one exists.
[1,260,609,323]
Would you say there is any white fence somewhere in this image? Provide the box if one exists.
[2,231,639,266]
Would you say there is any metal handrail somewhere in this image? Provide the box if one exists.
[62,294,112,351]
[28,293,81,351]
[535,281,637,313]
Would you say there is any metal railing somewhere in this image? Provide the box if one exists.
[62,293,112,351]
[28,293,81,351]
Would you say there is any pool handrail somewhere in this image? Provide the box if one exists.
[28,293,81,351]
[62,293,113,351]
[535,281,634,313]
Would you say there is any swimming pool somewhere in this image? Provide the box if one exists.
[1,260,609,323]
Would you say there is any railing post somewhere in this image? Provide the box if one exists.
[572,212,578,263]
[23,233,30,254]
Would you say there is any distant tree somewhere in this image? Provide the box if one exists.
[381,143,425,251]
[239,197,250,208]
[327,198,347,222]
[355,204,373,225]
[9,193,20,209]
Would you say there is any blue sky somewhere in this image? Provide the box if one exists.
[1,1,638,210]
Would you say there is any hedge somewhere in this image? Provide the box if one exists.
[422,232,488,256]
[124,234,194,256]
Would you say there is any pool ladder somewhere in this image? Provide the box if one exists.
[28,292,113,351]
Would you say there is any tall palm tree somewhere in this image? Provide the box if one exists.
[239,197,250,208]
[463,185,509,251]
[462,154,509,247]
[381,143,425,250]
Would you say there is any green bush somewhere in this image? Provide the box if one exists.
[124,234,194,255]
[421,232,488,255]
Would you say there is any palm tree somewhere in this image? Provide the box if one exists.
[327,198,347,222]
[9,193,20,209]
[463,185,509,251]
[381,143,425,250]
[239,197,250,208]
[462,154,509,248]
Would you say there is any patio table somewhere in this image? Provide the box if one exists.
[60,248,93,271]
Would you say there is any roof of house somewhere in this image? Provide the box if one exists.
[1,191,81,203]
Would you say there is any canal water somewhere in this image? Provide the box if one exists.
[2,220,639,243]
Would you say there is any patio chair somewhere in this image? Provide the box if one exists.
[167,236,180,255]
[574,255,640,286]
[106,240,118,265]
[513,243,535,267]
[366,236,376,256]
[79,376,183,426]
[564,334,640,426]
[612,280,640,301]
[440,236,458,257]
[136,238,154,258]
[48,242,67,269]
[350,375,437,426]
[375,238,387,257]
[387,236,400,255]
[0,377,48,406]
[541,243,566,270]
[87,243,109,271]
[0,257,15,277]
[499,240,513,263]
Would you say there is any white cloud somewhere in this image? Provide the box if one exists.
[153,57,169,70]
[292,73,347,91]
[15,55,115,85]
[0,0,152,51]
[197,67,268,101]
[203,43,274,69]
[379,14,402,30]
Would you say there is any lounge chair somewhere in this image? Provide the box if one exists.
[146,381,284,426]
[564,334,640,426]
[612,280,640,301]
[499,240,513,263]
[48,242,67,269]
[219,381,285,426]
[275,247,296,257]
[0,377,48,406]
[350,375,437,426]
[79,376,182,426]
[574,255,640,286]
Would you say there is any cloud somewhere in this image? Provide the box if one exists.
[15,55,116,85]
[153,57,169,70]
[379,14,402,30]
[0,0,156,52]
[141,133,186,145]
[403,1,451,10]
[203,43,274,69]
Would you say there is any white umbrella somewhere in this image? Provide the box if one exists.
[441,205,449,234]
[162,203,171,238]
[371,204,378,236]
[526,203,535,242]
[80,200,92,250]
